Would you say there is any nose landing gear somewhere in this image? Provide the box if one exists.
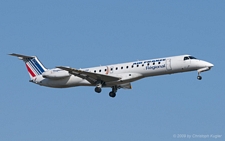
[197,71,202,80]
[197,68,203,80]
[197,75,202,80]
[197,67,212,80]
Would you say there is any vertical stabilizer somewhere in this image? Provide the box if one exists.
[9,53,47,79]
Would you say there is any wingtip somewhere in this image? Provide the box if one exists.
[56,66,63,69]
[56,66,71,69]
[8,53,15,56]
[8,53,22,60]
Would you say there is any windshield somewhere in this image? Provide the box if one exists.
[189,56,197,59]
[184,56,197,61]
[184,56,189,60]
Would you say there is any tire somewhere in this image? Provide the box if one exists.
[95,87,102,93]
[109,92,116,98]
[197,76,202,80]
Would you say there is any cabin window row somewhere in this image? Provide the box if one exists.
[93,61,162,73]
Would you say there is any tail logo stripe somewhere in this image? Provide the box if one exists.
[27,62,39,75]
[29,59,44,74]
[32,59,45,73]
[29,59,42,74]
[26,59,41,75]
[26,64,36,77]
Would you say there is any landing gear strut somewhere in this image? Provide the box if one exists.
[109,86,117,98]
[197,67,211,80]
[197,71,202,80]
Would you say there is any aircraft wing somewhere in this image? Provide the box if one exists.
[57,66,121,84]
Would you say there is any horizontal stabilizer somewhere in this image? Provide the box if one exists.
[9,53,35,59]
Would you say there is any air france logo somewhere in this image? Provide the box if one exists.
[146,64,166,70]
[133,58,166,70]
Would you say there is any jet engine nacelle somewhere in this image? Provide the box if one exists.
[42,69,71,79]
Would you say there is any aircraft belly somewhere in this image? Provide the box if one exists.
[105,77,142,87]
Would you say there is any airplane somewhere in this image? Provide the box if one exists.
[9,53,214,98]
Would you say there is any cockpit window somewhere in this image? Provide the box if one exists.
[189,56,197,59]
[184,56,197,61]
[184,57,189,60]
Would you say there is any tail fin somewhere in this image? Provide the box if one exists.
[9,53,47,79]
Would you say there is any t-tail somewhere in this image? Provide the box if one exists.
[9,53,47,79]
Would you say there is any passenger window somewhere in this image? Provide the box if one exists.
[131,65,134,68]
[121,67,123,69]
[147,63,149,66]
[158,62,160,64]
[105,69,107,72]
[142,64,144,67]
[111,68,113,71]
[126,66,129,69]
[153,63,155,65]
[116,67,118,70]
[137,65,139,67]
[99,70,101,72]
[94,70,96,73]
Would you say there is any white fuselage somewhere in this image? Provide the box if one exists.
[33,55,213,88]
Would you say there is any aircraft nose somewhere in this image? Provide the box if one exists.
[206,62,214,68]
[203,61,214,68]
[197,60,214,68]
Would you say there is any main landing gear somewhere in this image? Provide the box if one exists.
[95,87,102,93]
[94,81,103,93]
[94,83,118,98]
[109,86,117,98]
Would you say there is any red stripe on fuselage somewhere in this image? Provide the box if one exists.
[26,64,36,77]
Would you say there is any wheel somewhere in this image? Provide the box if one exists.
[109,92,116,98]
[95,87,102,93]
[197,76,202,80]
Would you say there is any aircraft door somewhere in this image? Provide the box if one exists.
[166,59,172,70]
[110,66,114,74]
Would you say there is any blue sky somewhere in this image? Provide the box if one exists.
[1,1,225,140]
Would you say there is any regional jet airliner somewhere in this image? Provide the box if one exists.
[10,53,213,98]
